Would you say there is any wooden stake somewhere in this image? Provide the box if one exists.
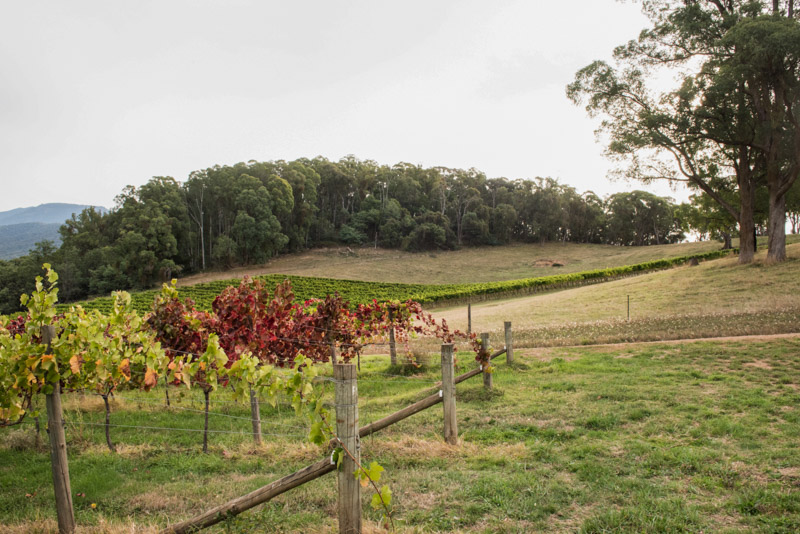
[441,344,457,445]
[334,364,361,534]
[249,387,262,445]
[388,309,397,366]
[42,325,75,534]
[467,303,472,335]
[504,321,514,365]
[329,318,338,364]
[481,333,492,390]
[202,389,210,453]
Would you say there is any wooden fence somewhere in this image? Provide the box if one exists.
[161,326,514,534]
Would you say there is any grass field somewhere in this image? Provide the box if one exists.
[177,240,735,287]
[432,243,800,348]
[2,337,800,533]
[6,238,800,532]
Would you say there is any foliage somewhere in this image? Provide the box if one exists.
[568,0,800,263]
[0,265,168,426]
[0,157,697,314]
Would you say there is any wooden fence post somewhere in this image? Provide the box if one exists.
[388,309,397,366]
[334,364,361,534]
[249,387,262,445]
[42,325,75,534]
[441,344,457,445]
[467,303,472,335]
[504,321,513,365]
[481,333,492,390]
[328,317,338,364]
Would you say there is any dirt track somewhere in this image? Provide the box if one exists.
[520,332,800,359]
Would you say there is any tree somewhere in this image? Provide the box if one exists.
[679,191,739,249]
[606,191,684,246]
[568,0,800,264]
[720,6,800,261]
[787,179,800,233]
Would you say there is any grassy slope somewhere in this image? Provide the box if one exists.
[4,239,800,532]
[177,240,727,287]
[431,242,800,348]
[2,338,800,533]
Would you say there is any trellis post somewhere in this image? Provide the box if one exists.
[249,387,262,445]
[334,364,361,534]
[388,309,397,366]
[42,325,75,534]
[481,332,492,390]
[441,343,457,445]
[504,321,514,365]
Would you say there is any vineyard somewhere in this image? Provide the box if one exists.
[57,249,735,315]
[0,265,488,533]
[2,252,800,532]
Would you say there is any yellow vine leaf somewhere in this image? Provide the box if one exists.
[144,368,158,389]
[118,358,131,380]
[70,355,82,375]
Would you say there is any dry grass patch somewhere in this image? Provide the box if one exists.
[743,359,773,370]
[0,518,161,534]
[369,436,528,462]
[729,461,770,485]
[128,492,187,514]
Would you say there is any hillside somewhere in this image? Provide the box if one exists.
[0,203,102,226]
[61,248,733,315]
[178,239,727,287]
[0,222,60,260]
[0,203,106,260]
[433,242,800,348]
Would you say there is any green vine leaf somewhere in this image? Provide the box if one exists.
[371,484,392,511]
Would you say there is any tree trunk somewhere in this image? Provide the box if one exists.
[738,173,756,264]
[101,394,116,453]
[722,232,732,250]
[767,189,787,263]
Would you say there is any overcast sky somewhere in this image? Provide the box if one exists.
[0,0,691,213]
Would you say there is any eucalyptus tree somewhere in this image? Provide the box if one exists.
[569,0,800,263]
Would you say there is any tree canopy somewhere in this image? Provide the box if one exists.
[568,0,800,264]
[0,156,692,314]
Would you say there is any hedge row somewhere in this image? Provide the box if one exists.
[59,249,735,314]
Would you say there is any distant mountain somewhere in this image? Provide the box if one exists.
[0,203,107,260]
[0,223,61,260]
[0,203,105,226]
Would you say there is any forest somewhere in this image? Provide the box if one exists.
[0,155,796,315]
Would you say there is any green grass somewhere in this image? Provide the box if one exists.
[2,337,800,532]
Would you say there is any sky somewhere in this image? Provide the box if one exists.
[0,0,692,213]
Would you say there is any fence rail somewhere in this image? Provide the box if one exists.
[161,329,512,534]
